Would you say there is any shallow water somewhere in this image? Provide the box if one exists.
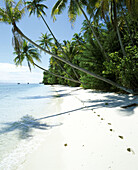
[0,83,60,169]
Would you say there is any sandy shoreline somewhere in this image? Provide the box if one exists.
[18,85,138,170]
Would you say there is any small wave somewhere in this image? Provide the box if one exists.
[0,128,50,170]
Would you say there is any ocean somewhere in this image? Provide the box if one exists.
[0,83,60,169]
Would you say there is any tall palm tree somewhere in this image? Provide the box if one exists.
[51,0,109,60]
[0,0,80,84]
[0,0,25,53]
[112,0,126,56]
[92,0,126,57]
[125,0,138,19]
[87,0,137,56]
[0,0,135,94]
[25,0,58,41]
[26,0,80,80]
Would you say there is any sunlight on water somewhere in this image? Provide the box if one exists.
[0,84,61,169]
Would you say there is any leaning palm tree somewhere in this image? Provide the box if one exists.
[0,0,136,94]
[14,39,41,71]
[25,0,80,80]
[14,39,81,84]
[0,0,80,84]
[0,0,25,53]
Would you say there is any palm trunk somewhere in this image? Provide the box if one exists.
[116,26,126,56]
[47,45,76,81]
[75,0,109,61]
[13,23,135,94]
[33,63,80,84]
[40,14,80,81]
[113,0,126,57]
[120,5,134,46]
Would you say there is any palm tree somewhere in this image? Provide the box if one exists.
[51,0,109,60]
[62,40,81,82]
[26,0,80,80]
[14,39,41,71]
[0,0,80,84]
[25,0,58,41]
[87,0,137,56]
[72,33,85,45]
[0,0,135,94]
[37,32,75,80]
[37,32,53,52]
[14,39,81,84]
[92,0,126,57]
[0,0,25,53]
[112,0,126,56]
[125,0,138,19]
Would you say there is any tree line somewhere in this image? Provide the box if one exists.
[0,0,137,94]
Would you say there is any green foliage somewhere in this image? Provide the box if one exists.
[103,45,138,90]
[43,15,138,92]
[0,0,25,24]
[43,71,58,85]
[13,39,41,71]
[2,0,136,93]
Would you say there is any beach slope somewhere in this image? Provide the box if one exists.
[18,85,138,170]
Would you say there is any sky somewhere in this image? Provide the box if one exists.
[0,0,85,83]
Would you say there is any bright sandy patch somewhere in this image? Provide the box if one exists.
[18,85,138,170]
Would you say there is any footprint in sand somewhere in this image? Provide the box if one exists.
[127,148,135,154]
[118,135,124,139]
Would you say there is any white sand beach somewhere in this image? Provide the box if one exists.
[18,85,138,170]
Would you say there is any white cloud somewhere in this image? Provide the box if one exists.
[0,63,43,83]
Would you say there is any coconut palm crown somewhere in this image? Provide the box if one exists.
[51,0,85,24]
[25,0,48,17]
[37,32,53,51]
[0,0,25,24]
[14,39,41,71]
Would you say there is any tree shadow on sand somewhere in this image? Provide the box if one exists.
[19,87,82,100]
[82,92,138,116]
[19,93,71,100]
[0,115,62,139]
[36,92,137,119]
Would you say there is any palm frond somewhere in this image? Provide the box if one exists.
[51,0,68,20]
[13,39,41,71]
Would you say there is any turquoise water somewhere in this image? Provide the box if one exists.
[0,84,57,169]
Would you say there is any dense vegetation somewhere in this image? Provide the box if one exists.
[0,0,138,94]
[43,0,138,93]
